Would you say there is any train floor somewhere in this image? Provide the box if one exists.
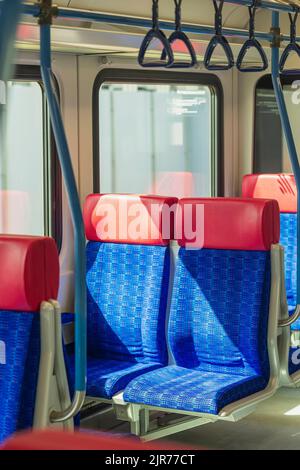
[81,387,300,450]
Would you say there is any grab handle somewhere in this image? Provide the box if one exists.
[204,0,234,71]
[280,10,300,75]
[161,0,197,68]
[237,2,268,72]
[138,0,174,68]
[280,43,300,75]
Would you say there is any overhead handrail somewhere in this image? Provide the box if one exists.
[161,0,197,68]
[279,305,300,327]
[138,0,174,68]
[237,0,268,72]
[279,7,300,74]
[204,0,235,70]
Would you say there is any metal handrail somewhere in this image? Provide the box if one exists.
[272,11,300,311]
[279,305,300,327]
[22,3,298,42]
[40,17,87,422]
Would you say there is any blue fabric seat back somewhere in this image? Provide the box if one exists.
[169,248,271,380]
[280,212,297,309]
[242,173,297,315]
[0,312,40,443]
[84,194,178,367]
[86,242,169,365]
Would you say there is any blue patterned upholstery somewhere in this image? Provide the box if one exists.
[124,366,267,415]
[280,213,299,330]
[124,248,271,415]
[0,312,40,443]
[68,355,162,399]
[66,241,170,400]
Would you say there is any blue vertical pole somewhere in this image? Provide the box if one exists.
[40,24,87,400]
[271,11,300,306]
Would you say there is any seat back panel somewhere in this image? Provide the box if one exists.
[280,212,297,308]
[0,312,35,442]
[86,241,169,365]
[169,248,271,380]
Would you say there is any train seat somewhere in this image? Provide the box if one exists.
[0,236,59,443]
[242,174,300,384]
[124,198,280,418]
[67,194,177,400]
[242,174,298,328]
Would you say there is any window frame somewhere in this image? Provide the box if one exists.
[254,74,300,174]
[93,69,224,197]
[13,64,62,250]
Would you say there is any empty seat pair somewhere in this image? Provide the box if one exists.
[65,194,177,401]
[123,198,280,423]
[242,174,300,382]
[77,194,281,435]
[0,236,63,443]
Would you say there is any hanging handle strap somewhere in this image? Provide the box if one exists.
[161,0,197,68]
[279,9,300,75]
[237,1,268,72]
[138,0,174,68]
[204,0,234,71]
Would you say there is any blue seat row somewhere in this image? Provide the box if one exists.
[243,174,298,325]
[242,174,300,382]
[67,194,281,419]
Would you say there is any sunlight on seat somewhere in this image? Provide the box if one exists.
[284,405,300,416]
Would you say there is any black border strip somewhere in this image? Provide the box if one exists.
[92,69,224,197]
[254,73,300,174]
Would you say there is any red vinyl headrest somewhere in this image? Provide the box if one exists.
[0,236,59,312]
[84,194,178,246]
[176,198,280,250]
[242,174,297,213]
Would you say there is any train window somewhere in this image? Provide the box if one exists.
[94,70,223,198]
[0,66,61,246]
[254,75,300,173]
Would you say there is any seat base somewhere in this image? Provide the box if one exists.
[123,365,268,415]
[68,354,162,400]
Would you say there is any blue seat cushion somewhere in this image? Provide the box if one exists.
[68,354,163,399]
[86,242,169,365]
[124,365,267,415]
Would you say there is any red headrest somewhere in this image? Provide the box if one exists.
[0,236,59,312]
[176,198,280,250]
[84,194,178,246]
[242,174,297,213]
